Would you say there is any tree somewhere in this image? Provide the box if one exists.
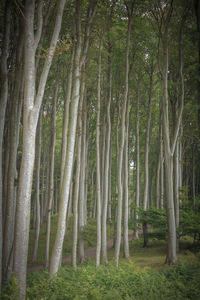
[49,0,97,275]
[115,0,134,267]
[13,0,66,297]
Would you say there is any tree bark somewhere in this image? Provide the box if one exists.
[13,1,66,297]
[115,3,133,266]
[45,75,58,268]
[0,1,11,287]
[32,110,42,263]
[96,40,102,267]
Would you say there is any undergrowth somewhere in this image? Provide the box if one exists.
[2,260,200,300]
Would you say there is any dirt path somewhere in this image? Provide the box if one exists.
[28,230,134,272]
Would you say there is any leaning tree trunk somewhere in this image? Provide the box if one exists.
[13,1,66,298]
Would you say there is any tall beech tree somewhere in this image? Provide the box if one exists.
[49,0,97,275]
[115,0,134,267]
[157,1,186,264]
[13,0,66,298]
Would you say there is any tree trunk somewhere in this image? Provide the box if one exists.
[0,1,11,287]
[60,46,75,190]
[72,76,85,269]
[123,97,130,258]
[134,80,140,239]
[2,29,24,281]
[101,45,112,264]
[13,1,66,297]
[115,5,133,266]
[96,40,102,267]
[32,111,42,263]
[45,75,58,268]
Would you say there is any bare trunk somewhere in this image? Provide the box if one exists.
[78,79,87,263]
[143,64,153,210]
[3,32,23,280]
[60,46,75,189]
[32,111,42,262]
[45,76,58,268]
[115,8,133,266]
[101,47,112,264]
[13,1,66,297]
[134,82,140,239]
[72,76,85,268]
[0,1,11,287]
[96,40,102,267]
[123,97,129,258]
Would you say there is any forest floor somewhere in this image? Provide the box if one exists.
[28,226,199,274]
[28,230,134,272]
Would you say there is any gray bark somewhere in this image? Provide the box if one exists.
[49,0,96,275]
[96,40,102,267]
[49,0,82,274]
[0,1,11,287]
[123,97,130,258]
[101,48,112,264]
[134,81,140,239]
[2,29,24,281]
[45,76,58,268]
[32,111,42,262]
[72,70,86,268]
[115,3,133,266]
[60,46,75,190]
[13,0,66,297]
[143,63,154,211]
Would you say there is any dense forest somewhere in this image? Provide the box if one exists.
[0,0,200,299]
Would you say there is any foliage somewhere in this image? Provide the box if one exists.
[2,261,200,300]
[130,206,167,240]
[178,196,200,239]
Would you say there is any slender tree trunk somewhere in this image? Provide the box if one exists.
[60,46,75,190]
[143,64,153,210]
[2,33,24,281]
[32,111,42,262]
[160,125,164,209]
[78,79,87,263]
[0,1,11,287]
[101,46,112,264]
[96,40,102,267]
[49,0,96,275]
[123,97,130,258]
[72,77,85,269]
[134,82,140,239]
[115,5,133,266]
[45,76,58,268]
